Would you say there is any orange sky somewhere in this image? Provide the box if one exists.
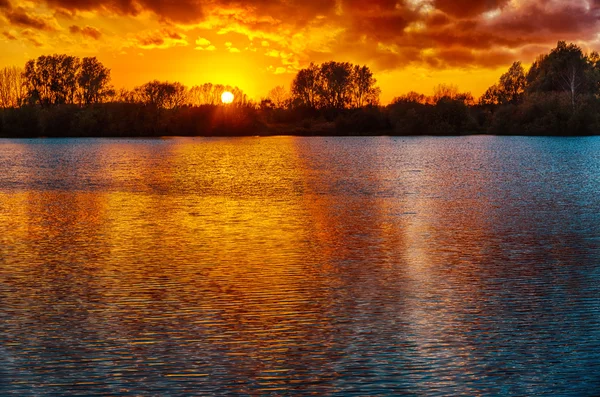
[1,0,599,103]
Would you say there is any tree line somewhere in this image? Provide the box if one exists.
[0,54,253,109]
[1,41,600,137]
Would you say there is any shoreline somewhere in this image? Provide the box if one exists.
[1,132,597,139]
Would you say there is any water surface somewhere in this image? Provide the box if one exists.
[1,136,600,395]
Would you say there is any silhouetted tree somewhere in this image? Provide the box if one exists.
[291,61,380,109]
[187,83,250,107]
[432,83,459,103]
[499,62,527,104]
[480,62,527,106]
[527,41,600,110]
[0,66,25,108]
[23,54,80,106]
[350,65,380,107]
[392,91,429,105]
[318,61,353,109]
[291,63,320,108]
[266,85,289,109]
[134,81,188,109]
[78,57,113,105]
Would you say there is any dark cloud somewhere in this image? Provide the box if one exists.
[0,0,10,9]
[434,0,509,17]
[42,0,204,22]
[16,0,600,70]
[134,28,188,49]
[69,24,102,39]
[4,7,56,31]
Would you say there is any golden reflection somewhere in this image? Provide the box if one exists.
[2,137,596,394]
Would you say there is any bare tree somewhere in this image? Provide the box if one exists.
[432,83,460,103]
[134,81,188,109]
[0,66,25,108]
[266,85,289,109]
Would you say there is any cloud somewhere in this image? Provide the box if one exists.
[3,6,58,31]
[69,25,102,39]
[21,28,44,47]
[195,37,211,46]
[15,0,600,72]
[134,28,188,49]
[194,37,215,50]
[433,0,510,17]
[2,30,17,40]
[37,0,204,23]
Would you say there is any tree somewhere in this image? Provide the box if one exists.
[480,62,527,106]
[0,66,25,108]
[350,65,380,107]
[432,84,473,105]
[134,81,188,109]
[318,61,353,109]
[291,61,380,109]
[266,85,289,109]
[291,63,320,108]
[78,57,113,105]
[527,41,599,110]
[479,84,501,105]
[432,83,460,103]
[498,62,527,104]
[392,91,429,105]
[23,54,80,106]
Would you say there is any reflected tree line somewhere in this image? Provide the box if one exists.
[1,41,600,137]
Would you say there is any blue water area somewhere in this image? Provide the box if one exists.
[1,136,599,396]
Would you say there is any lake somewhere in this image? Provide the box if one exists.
[1,136,600,396]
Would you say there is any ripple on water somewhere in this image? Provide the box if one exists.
[1,136,600,396]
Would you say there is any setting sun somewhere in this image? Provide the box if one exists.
[221,91,234,104]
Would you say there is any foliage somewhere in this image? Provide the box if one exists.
[291,61,380,109]
[133,81,188,109]
[79,57,114,105]
[481,62,527,105]
[4,44,600,137]
[21,54,114,107]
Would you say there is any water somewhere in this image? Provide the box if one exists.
[1,136,599,396]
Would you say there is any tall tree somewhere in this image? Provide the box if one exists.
[480,61,527,105]
[0,66,25,108]
[78,57,113,105]
[266,85,289,109]
[350,65,380,108]
[134,81,188,109]
[527,41,599,110]
[23,54,80,106]
[291,63,320,108]
[498,62,527,104]
[318,61,353,109]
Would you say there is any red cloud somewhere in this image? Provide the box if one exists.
[15,0,600,71]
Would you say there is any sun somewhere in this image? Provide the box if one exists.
[221,91,234,104]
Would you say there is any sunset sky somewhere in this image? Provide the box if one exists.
[1,0,599,103]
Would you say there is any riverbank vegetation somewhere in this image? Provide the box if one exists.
[1,41,599,137]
